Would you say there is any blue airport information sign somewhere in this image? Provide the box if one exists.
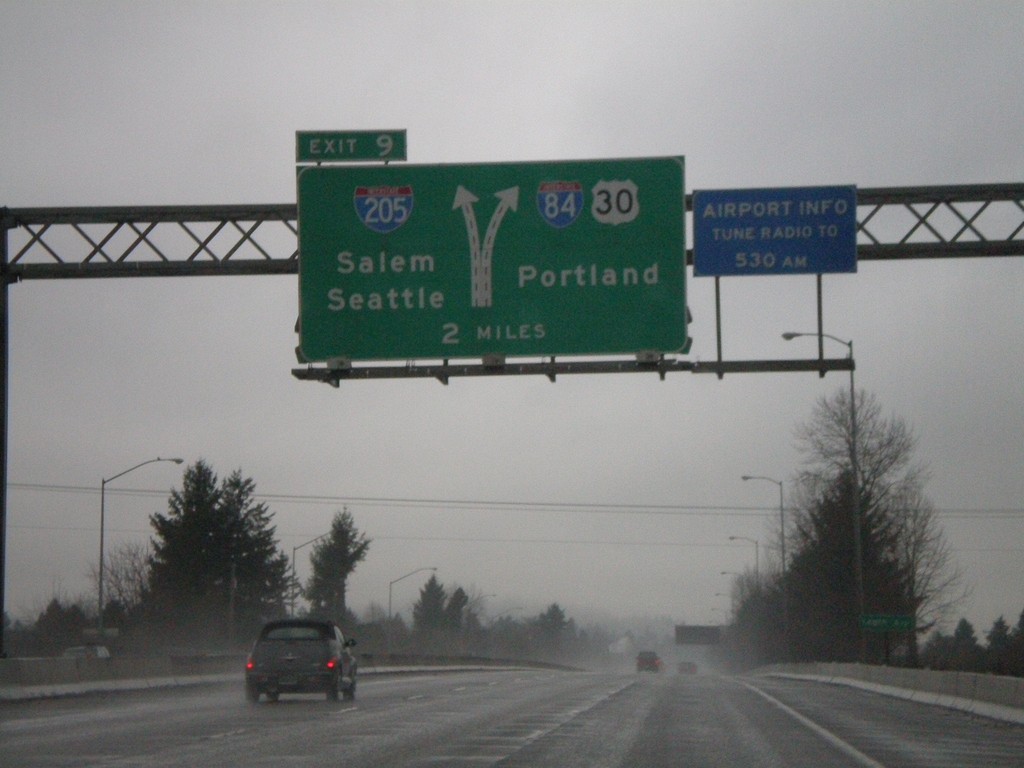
[693,186,857,276]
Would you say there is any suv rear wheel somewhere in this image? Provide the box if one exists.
[326,674,340,701]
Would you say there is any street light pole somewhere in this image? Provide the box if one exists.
[386,566,437,655]
[740,476,785,572]
[728,536,759,577]
[388,566,438,621]
[290,533,330,616]
[98,457,183,638]
[784,331,864,659]
[741,474,788,658]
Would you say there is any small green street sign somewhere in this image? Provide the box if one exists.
[297,157,687,362]
[296,130,407,163]
[860,614,915,633]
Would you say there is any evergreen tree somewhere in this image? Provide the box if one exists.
[149,460,221,603]
[534,603,570,657]
[920,628,954,669]
[413,575,448,633]
[786,474,862,662]
[985,616,1011,674]
[146,460,289,646]
[952,618,983,671]
[729,576,786,669]
[219,469,290,632]
[34,599,89,656]
[1009,608,1024,677]
[444,587,469,632]
[305,508,371,621]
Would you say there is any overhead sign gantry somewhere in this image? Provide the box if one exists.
[3,181,1023,658]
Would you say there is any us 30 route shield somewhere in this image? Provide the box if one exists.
[297,157,686,362]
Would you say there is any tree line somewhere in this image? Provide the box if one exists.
[377,573,611,666]
[4,460,295,655]
[721,388,1021,676]
[2,459,607,665]
[4,389,1016,676]
[919,613,1024,676]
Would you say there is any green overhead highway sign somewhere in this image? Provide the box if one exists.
[296,130,407,163]
[297,157,687,362]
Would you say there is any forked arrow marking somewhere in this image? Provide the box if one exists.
[453,185,520,308]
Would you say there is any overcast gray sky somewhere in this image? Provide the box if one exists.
[2,1,1021,636]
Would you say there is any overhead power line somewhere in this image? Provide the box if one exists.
[6,482,1022,519]
[7,522,1024,554]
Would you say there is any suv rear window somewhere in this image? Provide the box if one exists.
[263,625,327,641]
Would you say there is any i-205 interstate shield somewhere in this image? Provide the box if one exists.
[353,185,414,234]
[537,181,583,228]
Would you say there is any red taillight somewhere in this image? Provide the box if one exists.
[246,658,255,670]
[326,658,337,670]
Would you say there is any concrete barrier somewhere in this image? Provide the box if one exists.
[760,662,1024,724]
[0,654,540,701]
[0,655,229,700]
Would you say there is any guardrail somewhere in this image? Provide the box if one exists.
[761,662,1024,724]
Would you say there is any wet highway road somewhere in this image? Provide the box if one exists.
[3,669,1023,767]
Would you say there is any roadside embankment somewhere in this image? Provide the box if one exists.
[0,654,240,700]
[760,662,1024,725]
[0,654,551,701]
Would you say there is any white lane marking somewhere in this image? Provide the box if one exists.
[741,680,888,768]
[205,728,248,740]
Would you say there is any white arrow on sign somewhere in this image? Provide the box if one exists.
[453,185,520,308]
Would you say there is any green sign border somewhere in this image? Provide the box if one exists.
[297,157,687,362]
[296,130,407,163]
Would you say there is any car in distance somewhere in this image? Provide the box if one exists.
[636,650,663,672]
[245,618,357,703]
[62,644,111,659]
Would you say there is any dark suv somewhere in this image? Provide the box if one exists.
[245,619,357,703]
[636,650,663,672]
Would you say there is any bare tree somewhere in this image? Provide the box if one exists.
[795,388,920,510]
[90,541,152,616]
[788,387,962,664]
[891,483,968,663]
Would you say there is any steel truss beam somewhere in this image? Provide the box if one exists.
[1,204,298,280]
[2,184,1019,383]
[3,184,1022,282]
